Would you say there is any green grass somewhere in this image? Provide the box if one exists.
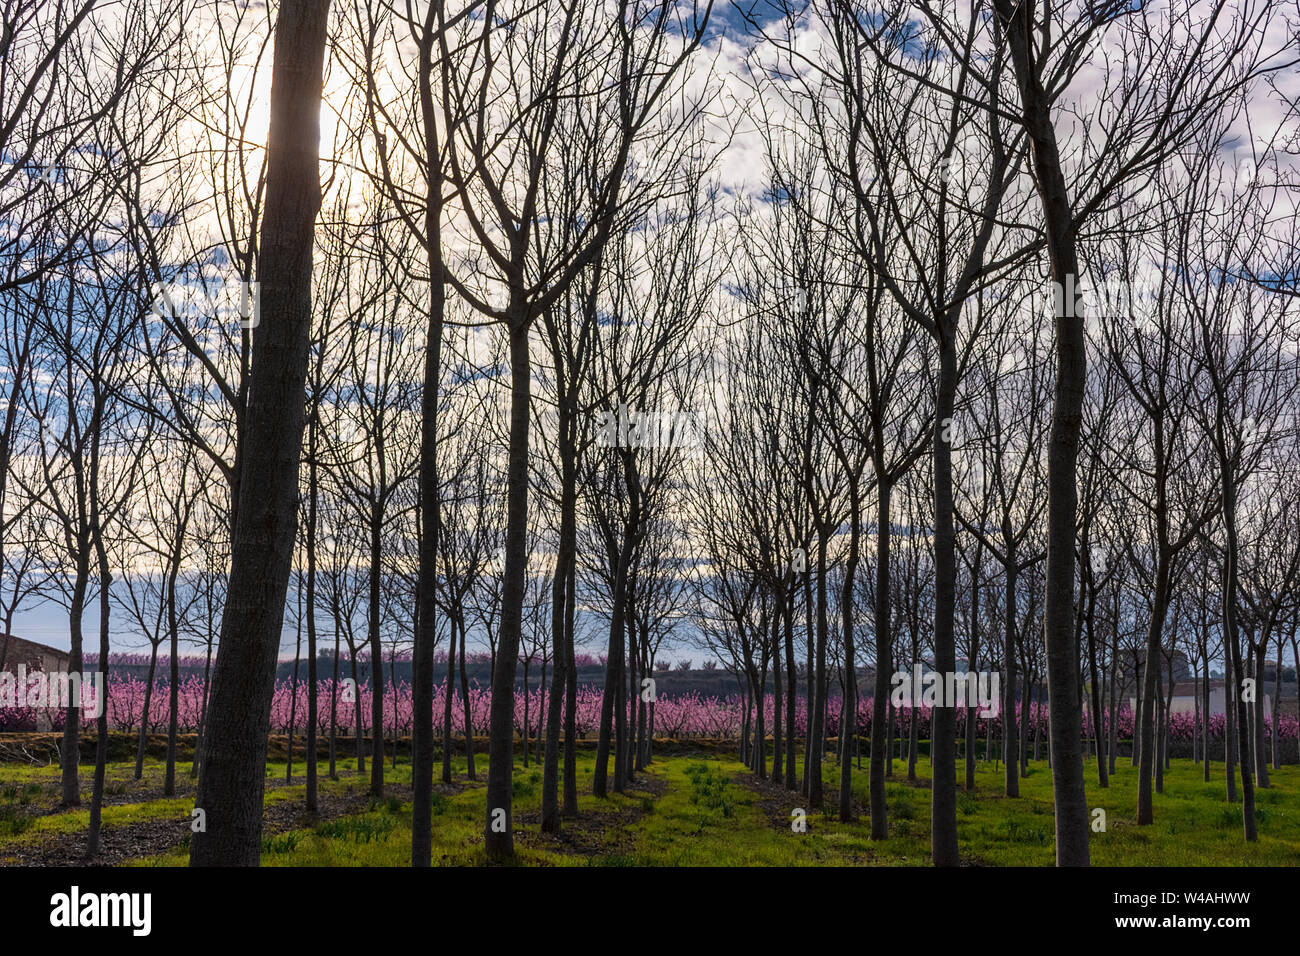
[2,748,1297,866]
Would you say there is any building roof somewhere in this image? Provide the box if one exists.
[0,634,70,670]
[1155,679,1297,699]
[1162,680,1224,696]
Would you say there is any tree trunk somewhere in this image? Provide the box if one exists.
[1107,653,1118,777]
[86,551,112,857]
[459,616,475,779]
[754,659,767,779]
[771,606,783,785]
[839,480,862,824]
[623,613,635,783]
[540,410,574,830]
[189,0,331,867]
[164,554,181,795]
[994,0,1089,865]
[521,661,530,768]
[350,648,364,773]
[410,18,447,865]
[1221,452,1255,838]
[809,529,829,809]
[1202,655,1211,783]
[930,332,958,865]
[803,565,814,796]
[966,555,982,791]
[61,567,88,807]
[562,555,578,814]
[1003,561,1019,797]
[286,609,301,783]
[594,542,631,797]
[135,644,159,781]
[368,506,384,797]
[192,638,214,779]
[1154,666,1164,794]
[484,319,532,858]
[1270,638,1282,771]
[1020,673,1031,777]
[305,423,319,810]
[1225,665,1238,802]
[868,481,889,832]
[907,690,919,781]
[1086,581,1106,788]
[1252,642,1269,788]
[1137,553,1171,823]
[328,619,339,780]
[442,636,456,785]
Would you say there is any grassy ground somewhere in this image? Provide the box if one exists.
[1,748,1297,865]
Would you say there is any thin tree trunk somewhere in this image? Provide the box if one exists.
[1253,642,1269,787]
[868,486,889,837]
[540,429,572,830]
[1154,666,1164,794]
[135,644,159,781]
[1270,638,1282,772]
[809,530,829,810]
[1086,582,1106,788]
[459,616,475,779]
[1003,561,1018,797]
[484,320,531,858]
[1225,665,1238,802]
[410,24,446,864]
[802,564,814,796]
[771,607,783,785]
[1107,653,1118,777]
[286,601,301,783]
[368,507,384,797]
[995,0,1089,865]
[442,637,456,784]
[328,627,338,780]
[907,690,919,780]
[1202,657,1211,782]
[930,334,958,865]
[839,479,862,825]
[352,650,364,773]
[522,660,530,768]
[61,568,89,807]
[1137,557,1171,823]
[562,555,578,815]
[305,418,319,810]
[1221,448,1255,837]
[192,637,214,779]
[86,546,112,857]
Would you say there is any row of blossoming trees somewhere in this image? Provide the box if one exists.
[7,671,1297,753]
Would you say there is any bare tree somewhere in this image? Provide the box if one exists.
[190,0,333,867]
